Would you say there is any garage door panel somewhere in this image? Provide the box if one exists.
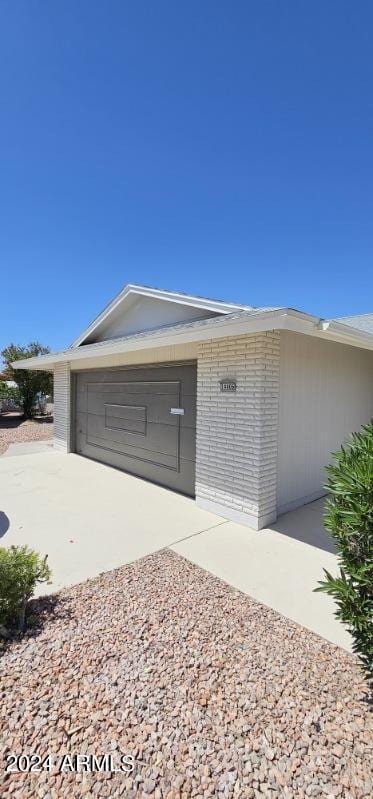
[76,411,193,461]
[170,394,197,427]
[74,438,196,493]
[77,367,197,395]
[104,403,147,434]
[87,380,180,398]
[76,380,180,414]
[86,416,179,461]
[98,393,197,428]
[86,388,180,426]
[75,385,89,413]
[75,428,178,470]
[178,426,198,461]
[86,399,181,428]
[74,363,196,496]
[84,434,179,470]
[80,385,196,427]
[76,382,196,412]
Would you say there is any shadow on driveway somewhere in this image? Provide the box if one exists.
[271,497,336,554]
[0,412,53,430]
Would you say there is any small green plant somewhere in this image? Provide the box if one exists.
[0,545,51,633]
[316,421,373,676]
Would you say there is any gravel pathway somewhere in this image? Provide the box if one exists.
[0,413,53,455]
[0,550,371,798]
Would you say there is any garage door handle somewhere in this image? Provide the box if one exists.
[170,408,184,415]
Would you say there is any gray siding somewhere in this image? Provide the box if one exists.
[277,331,373,513]
[53,363,71,452]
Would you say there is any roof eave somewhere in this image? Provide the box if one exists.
[10,309,312,370]
[12,309,373,371]
[316,319,373,349]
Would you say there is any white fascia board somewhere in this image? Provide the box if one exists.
[124,285,250,312]
[71,284,250,348]
[12,309,373,371]
[314,320,373,351]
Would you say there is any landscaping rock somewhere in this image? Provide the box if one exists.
[0,549,371,798]
[0,412,53,456]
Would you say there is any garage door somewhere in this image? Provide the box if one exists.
[74,363,197,496]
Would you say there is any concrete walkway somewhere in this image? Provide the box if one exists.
[3,440,54,457]
[172,499,351,651]
[0,450,350,651]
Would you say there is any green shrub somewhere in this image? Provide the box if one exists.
[316,421,373,676]
[0,545,51,632]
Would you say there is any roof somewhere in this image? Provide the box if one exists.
[12,307,373,371]
[10,282,373,370]
[333,313,373,335]
[71,283,253,348]
[73,305,282,351]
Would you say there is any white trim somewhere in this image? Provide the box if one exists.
[196,497,277,531]
[12,308,373,371]
[317,319,373,346]
[71,284,251,348]
[10,309,298,368]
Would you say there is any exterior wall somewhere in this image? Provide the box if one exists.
[70,342,198,371]
[53,363,71,452]
[53,329,373,529]
[195,332,280,530]
[277,331,373,513]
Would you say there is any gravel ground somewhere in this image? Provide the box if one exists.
[0,549,371,799]
[0,412,53,455]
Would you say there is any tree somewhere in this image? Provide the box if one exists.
[316,422,373,677]
[1,343,53,419]
[0,381,18,399]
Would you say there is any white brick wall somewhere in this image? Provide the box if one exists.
[195,332,280,529]
[53,363,71,452]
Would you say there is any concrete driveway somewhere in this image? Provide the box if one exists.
[0,448,350,651]
[0,449,224,592]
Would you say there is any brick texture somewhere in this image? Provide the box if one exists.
[195,332,280,529]
[53,363,71,452]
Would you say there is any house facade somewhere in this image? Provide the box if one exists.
[15,285,373,530]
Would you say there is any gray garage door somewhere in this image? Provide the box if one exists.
[74,363,197,496]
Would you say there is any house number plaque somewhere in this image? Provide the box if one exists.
[219,379,237,392]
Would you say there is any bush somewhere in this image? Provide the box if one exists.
[316,421,373,676]
[0,545,51,632]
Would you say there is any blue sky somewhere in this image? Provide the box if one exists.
[1,1,372,353]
